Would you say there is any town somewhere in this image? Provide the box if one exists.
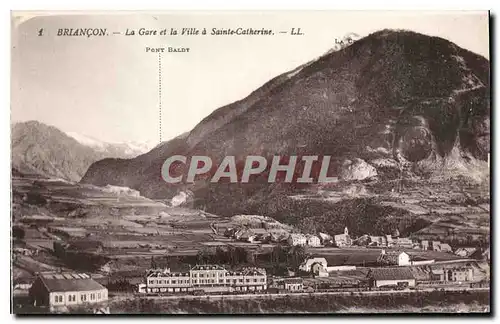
[13,207,490,314]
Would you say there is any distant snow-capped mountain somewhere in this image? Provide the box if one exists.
[66,132,155,157]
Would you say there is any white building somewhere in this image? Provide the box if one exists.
[436,243,452,253]
[395,237,413,248]
[326,265,356,272]
[143,265,267,294]
[455,247,477,258]
[318,232,332,244]
[398,252,411,266]
[288,234,307,246]
[299,257,328,272]
[334,227,352,247]
[271,277,303,291]
[29,272,108,312]
[380,251,434,267]
[306,235,321,247]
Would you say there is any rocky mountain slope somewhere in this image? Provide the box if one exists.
[11,121,152,181]
[80,29,490,231]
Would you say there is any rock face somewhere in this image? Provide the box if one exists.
[80,29,490,215]
[339,158,377,181]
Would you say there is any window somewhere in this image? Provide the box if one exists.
[81,294,87,302]
[254,279,257,282]
[55,295,63,303]
[98,293,101,300]
[219,279,224,284]
[172,280,176,284]
[200,274,204,278]
[91,293,95,301]
[246,279,250,283]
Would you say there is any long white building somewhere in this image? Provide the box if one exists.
[141,264,267,294]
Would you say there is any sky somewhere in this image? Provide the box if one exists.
[11,11,489,145]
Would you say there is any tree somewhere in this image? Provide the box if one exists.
[214,247,228,264]
[12,226,25,240]
[288,245,306,270]
[271,244,288,264]
[196,249,211,264]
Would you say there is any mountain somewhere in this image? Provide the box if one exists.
[66,132,155,158]
[11,121,153,181]
[81,30,490,231]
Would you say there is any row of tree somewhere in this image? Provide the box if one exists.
[150,244,308,274]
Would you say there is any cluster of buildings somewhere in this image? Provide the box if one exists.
[225,227,289,244]
[283,227,420,250]
[225,225,488,261]
[287,233,321,247]
[225,226,324,247]
[20,254,488,314]
[139,264,268,294]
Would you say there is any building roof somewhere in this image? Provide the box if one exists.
[235,228,255,239]
[191,264,226,271]
[456,247,477,253]
[319,233,332,240]
[240,267,266,276]
[369,268,415,281]
[274,277,303,284]
[301,257,327,266]
[37,272,106,293]
[289,233,306,240]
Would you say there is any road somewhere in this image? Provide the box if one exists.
[110,286,489,302]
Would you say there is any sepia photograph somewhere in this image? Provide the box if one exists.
[10,10,490,315]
